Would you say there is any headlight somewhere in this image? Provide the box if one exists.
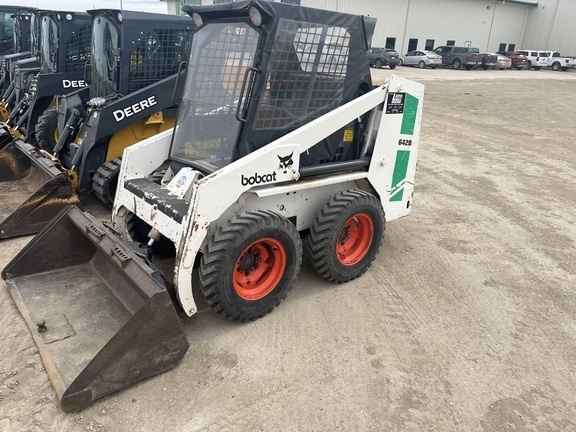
[249,6,262,27]
[192,12,203,27]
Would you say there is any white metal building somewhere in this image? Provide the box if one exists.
[162,0,576,55]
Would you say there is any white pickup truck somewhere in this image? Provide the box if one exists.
[541,51,575,71]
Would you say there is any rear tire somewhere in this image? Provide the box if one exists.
[418,61,426,69]
[453,59,461,69]
[375,59,382,69]
[199,210,302,321]
[307,190,385,283]
[389,64,397,69]
[552,62,561,71]
[93,157,122,207]
[35,107,59,153]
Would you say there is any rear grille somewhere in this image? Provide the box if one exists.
[254,19,350,130]
[127,29,191,94]
[64,25,91,73]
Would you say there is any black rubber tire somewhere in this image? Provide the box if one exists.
[453,59,461,69]
[464,65,473,70]
[561,67,568,71]
[398,58,403,66]
[516,66,524,70]
[389,64,397,69]
[482,65,489,70]
[199,210,302,322]
[534,67,541,71]
[125,211,176,259]
[35,106,59,152]
[307,190,385,283]
[552,62,560,71]
[431,66,437,69]
[419,61,426,69]
[93,157,122,207]
[527,61,532,69]
[375,59,382,69]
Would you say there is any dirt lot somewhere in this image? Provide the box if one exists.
[1,67,576,431]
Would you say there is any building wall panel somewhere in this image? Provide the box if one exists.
[172,0,576,56]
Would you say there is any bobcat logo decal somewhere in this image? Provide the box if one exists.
[278,152,294,173]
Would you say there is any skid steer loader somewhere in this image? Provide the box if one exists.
[0,7,35,122]
[0,10,32,93]
[0,6,27,60]
[1,10,92,142]
[3,0,424,411]
[0,10,193,240]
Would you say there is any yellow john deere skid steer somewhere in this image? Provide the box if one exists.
[3,0,424,412]
[0,9,193,239]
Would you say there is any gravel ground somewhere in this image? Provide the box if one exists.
[1,65,575,431]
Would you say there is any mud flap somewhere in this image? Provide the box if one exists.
[2,206,189,411]
[0,140,81,239]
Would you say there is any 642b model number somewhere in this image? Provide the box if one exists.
[398,139,412,146]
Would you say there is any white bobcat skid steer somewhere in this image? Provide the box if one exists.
[2,0,423,411]
[113,73,423,320]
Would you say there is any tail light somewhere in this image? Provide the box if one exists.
[466,55,471,60]
[566,59,569,63]
[427,56,436,60]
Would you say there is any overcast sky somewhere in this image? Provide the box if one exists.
[2,0,167,14]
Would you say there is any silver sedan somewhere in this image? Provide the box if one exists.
[401,50,442,68]
[496,54,512,70]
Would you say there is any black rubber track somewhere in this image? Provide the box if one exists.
[199,210,302,322]
[93,157,122,207]
[35,106,59,152]
[307,190,385,283]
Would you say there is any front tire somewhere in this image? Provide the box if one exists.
[307,190,385,283]
[375,59,382,69]
[35,107,60,152]
[453,59,462,69]
[200,210,302,321]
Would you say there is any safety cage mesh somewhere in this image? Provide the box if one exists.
[127,29,191,94]
[254,19,350,130]
[64,25,91,72]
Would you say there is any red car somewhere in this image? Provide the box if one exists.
[497,51,528,70]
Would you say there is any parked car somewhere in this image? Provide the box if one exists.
[497,51,527,70]
[433,46,483,70]
[401,50,442,68]
[479,53,498,70]
[496,54,512,69]
[516,50,548,70]
[368,48,399,69]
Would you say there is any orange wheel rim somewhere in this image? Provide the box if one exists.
[336,213,374,266]
[233,238,287,301]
